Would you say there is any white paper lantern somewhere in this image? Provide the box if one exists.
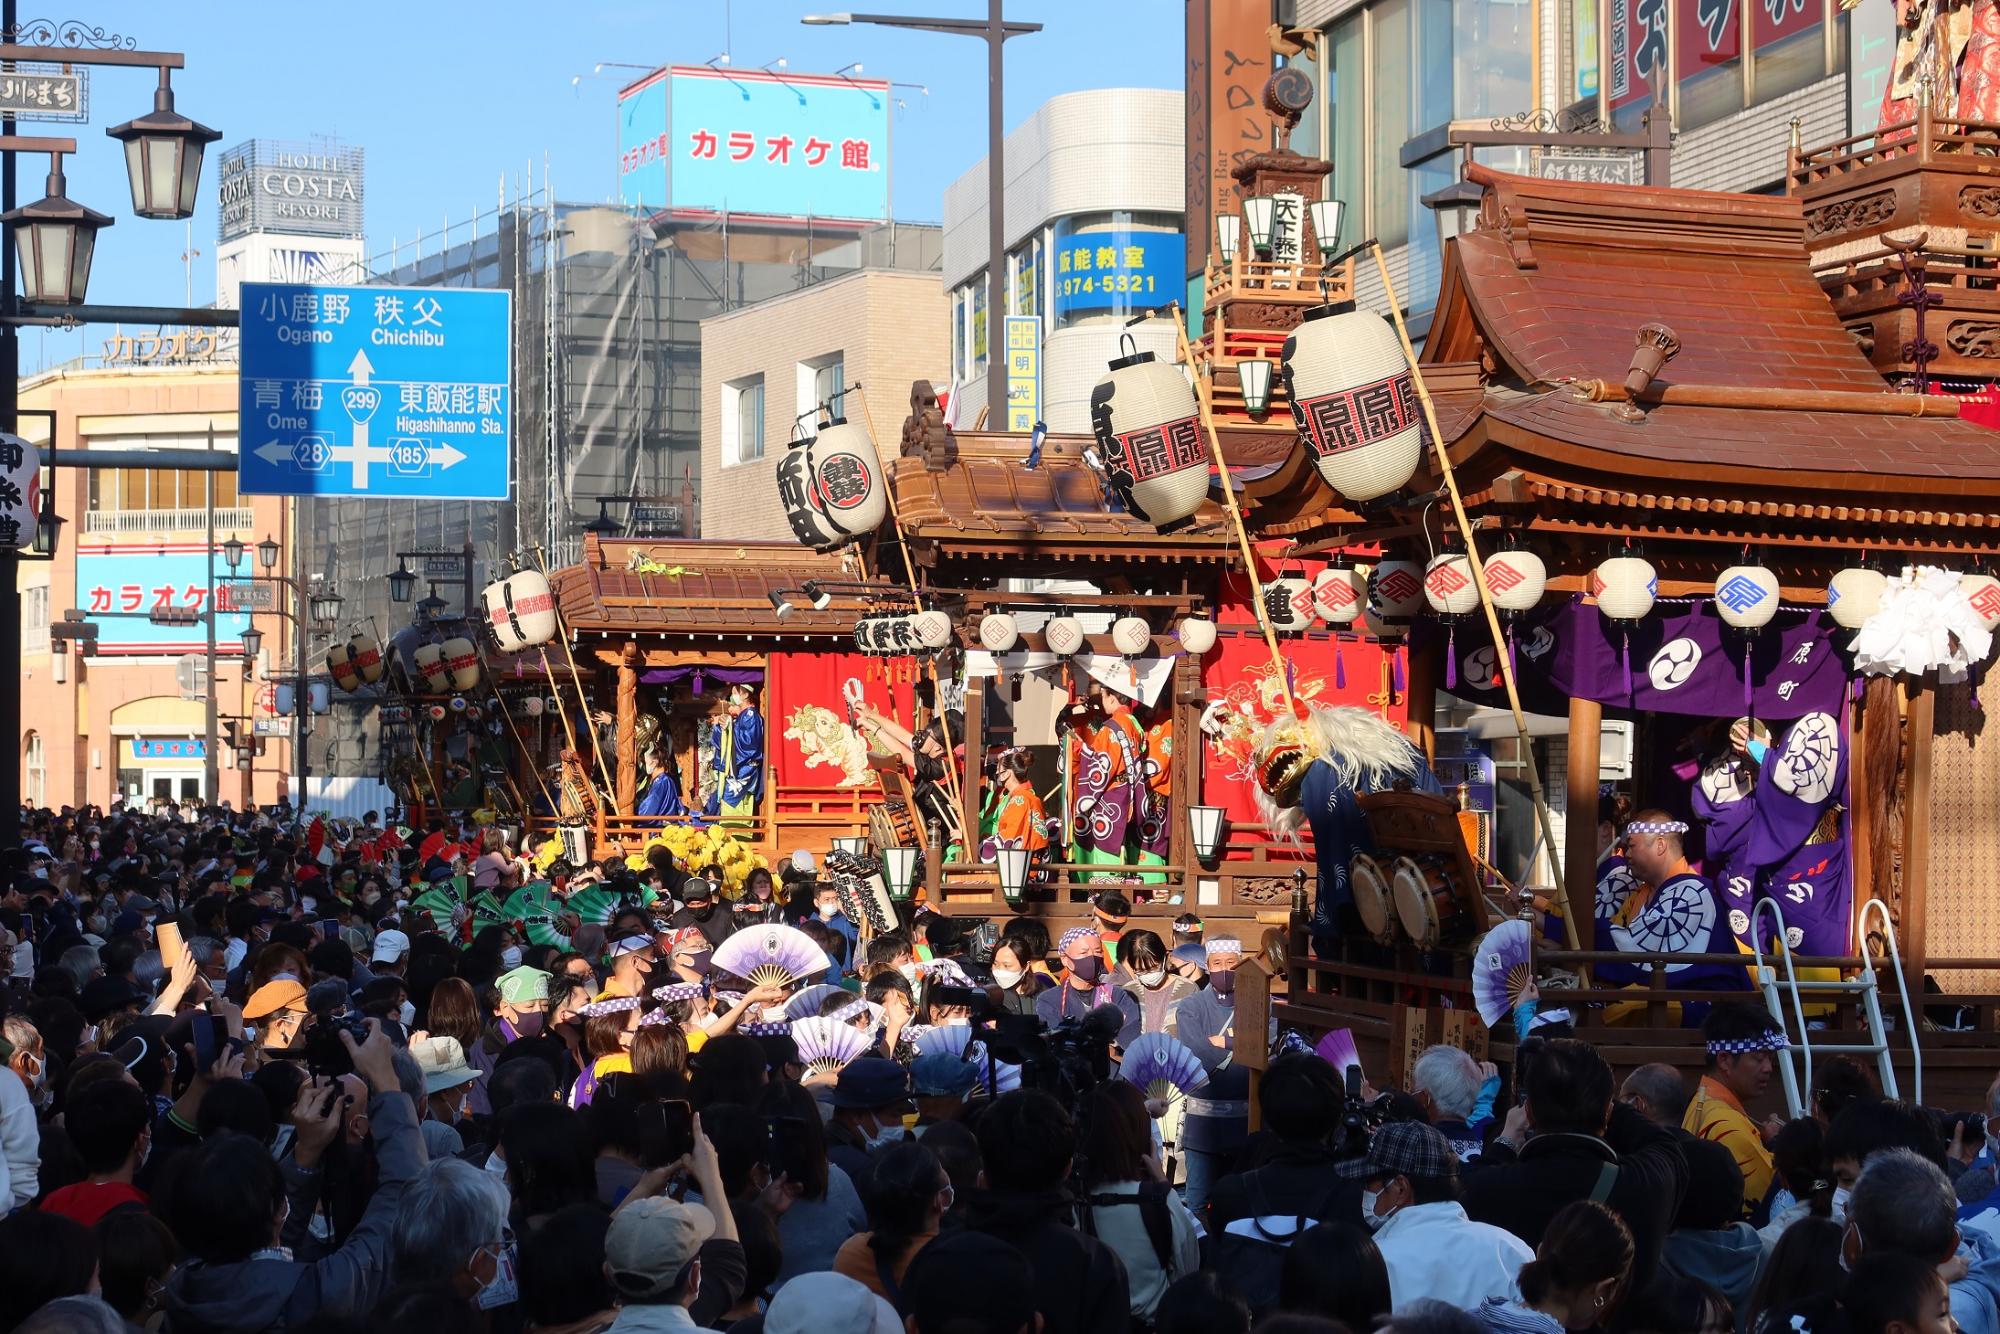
[524,696,546,717]
[1592,555,1657,622]
[1961,571,2000,634]
[1358,604,1407,641]
[1827,567,1888,630]
[1045,615,1086,657]
[1264,577,1315,632]
[0,433,37,549]
[1313,565,1366,626]
[1714,564,1780,630]
[978,612,1020,653]
[1424,551,1479,616]
[413,643,449,693]
[442,636,482,691]
[911,610,954,650]
[348,633,386,685]
[1178,616,1218,656]
[449,695,468,713]
[775,419,886,552]
[1483,548,1547,615]
[1369,558,1426,621]
[326,642,362,693]
[484,570,558,652]
[1280,308,1426,502]
[427,703,447,722]
[1111,616,1152,656]
[1088,349,1209,531]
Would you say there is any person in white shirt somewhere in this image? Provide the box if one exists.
[1343,1120,1534,1312]
[0,1017,44,1213]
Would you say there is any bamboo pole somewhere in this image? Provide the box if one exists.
[1365,244,1578,950]
[850,389,967,826]
[1169,303,1297,717]
[533,546,622,816]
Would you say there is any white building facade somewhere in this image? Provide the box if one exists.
[942,88,1185,436]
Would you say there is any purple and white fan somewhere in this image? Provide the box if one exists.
[1471,918,1535,1028]
[1315,1028,1362,1079]
[791,1016,873,1074]
[711,924,833,990]
[783,983,846,1021]
[1117,1032,1210,1103]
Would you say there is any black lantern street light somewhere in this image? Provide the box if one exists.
[257,532,280,572]
[2,152,112,306]
[221,535,245,573]
[104,68,222,221]
[388,559,417,604]
[308,585,344,628]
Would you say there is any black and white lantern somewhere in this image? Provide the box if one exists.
[882,846,920,902]
[1281,307,1426,503]
[1188,804,1226,863]
[484,570,558,652]
[1264,576,1315,632]
[776,418,885,552]
[1089,341,1210,532]
[995,846,1031,902]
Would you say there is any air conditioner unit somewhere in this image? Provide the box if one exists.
[1598,720,1637,781]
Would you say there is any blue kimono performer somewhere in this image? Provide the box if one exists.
[717,685,766,821]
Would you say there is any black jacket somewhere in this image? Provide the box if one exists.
[1206,1140,1362,1236]
[963,1188,1131,1334]
[1461,1102,1688,1295]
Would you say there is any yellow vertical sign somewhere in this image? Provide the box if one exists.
[1004,315,1040,434]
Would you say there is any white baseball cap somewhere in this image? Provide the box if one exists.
[370,928,412,964]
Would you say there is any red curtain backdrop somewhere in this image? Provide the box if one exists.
[765,651,916,790]
[1933,384,2000,430]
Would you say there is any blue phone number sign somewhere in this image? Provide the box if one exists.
[1051,231,1184,319]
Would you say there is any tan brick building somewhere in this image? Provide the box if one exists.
[699,269,948,542]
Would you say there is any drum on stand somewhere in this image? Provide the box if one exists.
[1392,856,1466,950]
[869,799,921,855]
[1349,853,1399,946]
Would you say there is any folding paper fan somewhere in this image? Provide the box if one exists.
[912,1025,981,1063]
[1471,918,1535,1028]
[1315,1028,1362,1078]
[565,882,653,927]
[791,1015,873,1074]
[711,924,833,989]
[504,882,576,950]
[410,879,464,922]
[783,983,846,1021]
[976,1058,1021,1097]
[1117,1032,1210,1103]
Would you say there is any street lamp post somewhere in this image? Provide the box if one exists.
[802,7,1039,434]
[0,11,217,842]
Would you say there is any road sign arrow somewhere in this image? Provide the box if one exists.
[348,349,374,386]
[431,444,467,469]
[254,441,293,466]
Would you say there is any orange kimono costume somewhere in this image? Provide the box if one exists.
[1071,706,1151,877]
[980,783,1050,884]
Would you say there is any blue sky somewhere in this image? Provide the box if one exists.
[23,0,1183,372]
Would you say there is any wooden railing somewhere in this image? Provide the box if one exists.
[1789,113,2000,191]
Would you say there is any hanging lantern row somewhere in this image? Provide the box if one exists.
[1088,338,1210,532]
[776,418,888,553]
[412,636,481,694]
[852,611,954,657]
[482,569,558,653]
[975,610,1158,658]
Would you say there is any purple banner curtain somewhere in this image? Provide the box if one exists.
[637,667,766,690]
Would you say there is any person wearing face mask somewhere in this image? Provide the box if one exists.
[603,936,660,1000]
[245,978,312,1055]
[825,1057,916,1183]
[1034,927,1141,1044]
[1117,929,1196,1038]
[734,866,782,928]
[1343,1120,1533,1311]
[987,937,1051,1018]
[668,875,739,950]
[811,881,859,963]
[0,1019,43,1211]
[1174,937,1270,1216]
[368,928,411,982]
[410,1036,482,1159]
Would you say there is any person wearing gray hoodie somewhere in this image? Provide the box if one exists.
[159,1021,426,1333]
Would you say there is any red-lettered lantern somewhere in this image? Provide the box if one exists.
[1178,617,1218,655]
[1827,567,1887,631]
[1592,555,1657,623]
[1088,347,1209,532]
[1963,570,2000,633]
[1111,616,1152,656]
[1313,563,1366,626]
[1045,615,1086,657]
[413,642,449,693]
[348,633,385,685]
[326,641,362,693]
[442,636,481,692]
[776,418,886,552]
[1264,576,1315,632]
[484,570,558,652]
[1280,308,1426,502]
[979,613,1020,653]
[1424,551,1479,616]
[911,610,954,651]
[1369,557,1426,622]
[1483,547,1547,615]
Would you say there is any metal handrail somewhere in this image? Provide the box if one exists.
[1861,897,1921,1107]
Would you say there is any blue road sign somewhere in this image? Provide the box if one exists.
[237,282,511,499]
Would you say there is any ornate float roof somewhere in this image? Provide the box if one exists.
[550,538,874,641]
[1419,165,2000,551]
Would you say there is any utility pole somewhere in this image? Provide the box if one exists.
[203,454,218,802]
